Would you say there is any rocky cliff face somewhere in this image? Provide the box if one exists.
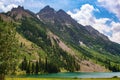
[6,6,36,20]
[37,6,110,46]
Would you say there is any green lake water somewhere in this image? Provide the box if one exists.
[17,72,120,78]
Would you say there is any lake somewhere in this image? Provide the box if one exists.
[17,72,120,78]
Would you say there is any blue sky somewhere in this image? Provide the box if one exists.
[0,0,120,43]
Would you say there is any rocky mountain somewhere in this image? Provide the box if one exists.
[37,6,120,71]
[1,5,120,73]
[5,6,36,21]
[37,6,109,42]
[37,6,120,55]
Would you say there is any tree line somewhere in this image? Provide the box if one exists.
[20,57,60,74]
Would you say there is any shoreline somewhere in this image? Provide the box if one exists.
[6,77,120,80]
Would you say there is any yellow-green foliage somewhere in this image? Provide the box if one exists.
[6,78,120,80]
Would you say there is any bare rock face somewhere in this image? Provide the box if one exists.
[84,25,109,41]
[11,6,24,11]
[80,60,109,72]
[37,5,56,23]
[6,6,35,20]
[37,5,110,45]
[37,6,77,26]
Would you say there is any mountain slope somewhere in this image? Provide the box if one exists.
[37,5,120,56]
[1,5,120,73]
[37,6,112,53]
[37,6,120,71]
[0,6,81,73]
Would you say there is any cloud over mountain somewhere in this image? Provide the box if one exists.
[0,0,120,44]
[0,0,24,12]
[98,0,120,19]
[67,4,111,35]
[67,3,120,44]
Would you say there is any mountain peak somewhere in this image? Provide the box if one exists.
[44,5,50,9]
[17,6,24,9]
[11,5,24,11]
[37,5,56,23]
[38,5,55,14]
[7,5,35,20]
[57,9,65,13]
[56,9,78,26]
[37,6,78,26]
[57,9,68,16]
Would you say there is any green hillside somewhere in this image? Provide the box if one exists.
[37,6,120,71]
[1,6,120,79]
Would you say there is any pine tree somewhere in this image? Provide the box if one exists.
[0,20,19,80]
[35,61,39,74]
[45,57,48,72]
[26,61,30,74]
[21,57,27,71]
[32,62,35,74]
[39,58,44,72]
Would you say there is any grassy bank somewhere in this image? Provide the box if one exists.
[6,78,120,80]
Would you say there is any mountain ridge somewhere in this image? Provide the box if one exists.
[37,6,120,55]
[36,5,120,71]
[1,5,120,73]
[37,5,110,42]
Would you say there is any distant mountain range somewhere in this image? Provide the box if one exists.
[1,5,120,72]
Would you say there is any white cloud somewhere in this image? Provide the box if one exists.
[109,22,120,43]
[110,32,120,43]
[111,22,120,33]
[67,4,95,26]
[98,0,120,19]
[92,18,111,33]
[67,4,111,34]
[0,0,24,3]
[67,4,120,44]
[0,2,18,12]
[0,0,24,12]
[14,0,24,3]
